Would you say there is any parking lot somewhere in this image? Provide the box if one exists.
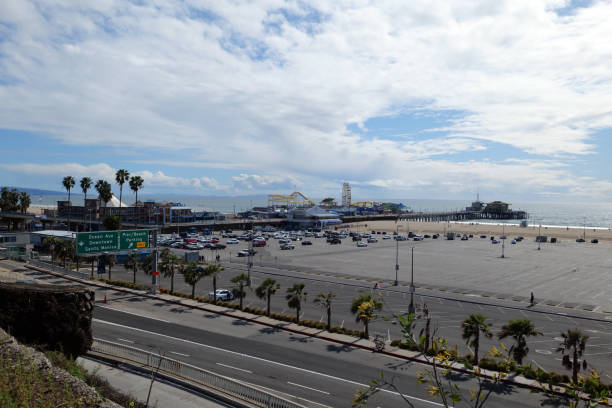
[166,229,612,313]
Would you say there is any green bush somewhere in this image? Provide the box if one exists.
[97,278,149,291]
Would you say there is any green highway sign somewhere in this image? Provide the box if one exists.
[76,230,150,255]
[119,230,149,251]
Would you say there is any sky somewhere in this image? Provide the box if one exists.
[2,0,612,202]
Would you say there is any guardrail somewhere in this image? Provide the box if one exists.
[91,338,306,408]
[28,259,91,280]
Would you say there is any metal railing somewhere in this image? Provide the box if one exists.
[28,259,91,280]
[91,338,305,408]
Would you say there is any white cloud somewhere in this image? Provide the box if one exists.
[2,1,612,198]
[231,173,299,191]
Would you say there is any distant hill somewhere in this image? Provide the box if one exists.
[2,186,77,196]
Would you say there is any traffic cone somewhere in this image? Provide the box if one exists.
[104,294,107,303]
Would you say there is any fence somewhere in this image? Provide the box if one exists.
[91,338,305,408]
[28,259,91,280]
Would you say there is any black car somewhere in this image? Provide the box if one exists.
[301,240,313,245]
[210,243,226,250]
[329,238,341,245]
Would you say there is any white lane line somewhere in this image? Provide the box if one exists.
[519,310,528,318]
[216,362,252,373]
[456,302,463,309]
[496,307,505,315]
[170,351,190,357]
[288,381,330,395]
[543,314,554,321]
[97,305,169,323]
[583,351,612,357]
[94,319,444,406]
[117,338,134,344]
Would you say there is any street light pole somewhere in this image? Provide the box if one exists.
[501,224,505,258]
[408,246,415,314]
[394,221,399,286]
[538,222,542,250]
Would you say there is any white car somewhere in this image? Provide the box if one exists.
[382,235,392,240]
[367,237,378,243]
[208,289,234,301]
[226,239,240,244]
[356,241,368,247]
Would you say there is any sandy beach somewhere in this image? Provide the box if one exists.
[345,220,612,243]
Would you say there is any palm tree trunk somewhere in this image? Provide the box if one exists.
[191,284,195,299]
[267,291,271,316]
[474,332,480,365]
[364,321,369,338]
[133,266,136,284]
[327,307,331,331]
[119,186,122,229]
[91,258,94,279]
[239,283,244,310]
[108,263,112,280]
[83,192,87,221]
[296,304,300,324]
[573,349,578,383]
[171,271,174,292]
[67,190,71,231]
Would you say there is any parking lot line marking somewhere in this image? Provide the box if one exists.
[496,307,505,314]
[97,305,169,323]
[456,302,463,309]
[287,381,330,395]
[117,338,134,344]
[216,363,252,373]
[584,351,612,357]
[170,351,190,357]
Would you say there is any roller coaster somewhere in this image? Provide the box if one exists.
[267,192,315,208]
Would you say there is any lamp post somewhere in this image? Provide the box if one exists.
[538,222,542,250]
[394,220,399,286]
[408,246,415,314]
[501,223,505,258]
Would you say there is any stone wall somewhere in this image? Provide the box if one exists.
[0,282,94,357]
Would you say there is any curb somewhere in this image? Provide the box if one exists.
[24,263,605,404]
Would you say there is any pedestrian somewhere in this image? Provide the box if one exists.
[530,292,534,306]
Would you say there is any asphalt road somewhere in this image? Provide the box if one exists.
[92,300,544,408]
[94,256,612,381]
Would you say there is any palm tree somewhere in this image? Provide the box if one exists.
[286,283,307,324]
[204,264,224,304]
[183,262,204,299]
[18,192,31,214]
[129,175,144,225]
[80,177,92,218]
[231,273,249,310]
[314,292,336,331]
[124,252,140,284]
[160,248,179,292]
[102,253,116,280]
[351,294,382,338]
[95,180,113,219]
[558,329,589,383]
[115,169,130,228]
[62,176,75,230]
[498,319,541,365]
[255,278,280,316]
[462,314,493,365]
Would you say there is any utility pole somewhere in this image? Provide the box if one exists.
[501,224,505,258]
[247,221,253,286]
[408,246,415,314]
[394,220,399,286]
[583,216,586,242]
[538,222,542,251]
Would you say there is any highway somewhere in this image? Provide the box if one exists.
[92,299,544,407]
[99,259,612,379]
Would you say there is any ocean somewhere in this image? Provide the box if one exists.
[30,194,612,229]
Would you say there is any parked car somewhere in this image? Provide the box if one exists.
[226,239,239,244]
[432,234,439,239]
[382,235,392,240]
[237,249,256,257]
[492,239,499,244]
[591,239,599,243]
[301,240,313,245]
[460,236,468,241]
[480,235,487,239]
[253,240,266,247]
[413,236,423,241]
[367,237,378,243]
[511,239,517,244]
[329,238,342,245]
[208,289,234,301]
[280,243,295,250]
[210,243,226,250]
[356,241,368,247]
[576,238,585,242]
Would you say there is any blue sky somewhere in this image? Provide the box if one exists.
[2,0,612,202]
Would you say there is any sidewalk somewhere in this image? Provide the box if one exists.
[78,357,229,408]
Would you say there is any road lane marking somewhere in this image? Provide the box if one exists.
[288,381,330,395]
[116,338,134,344]
[93,319,444,406]
[216,363,252,373]
[97,305,169,323]
[170,351,190,357]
